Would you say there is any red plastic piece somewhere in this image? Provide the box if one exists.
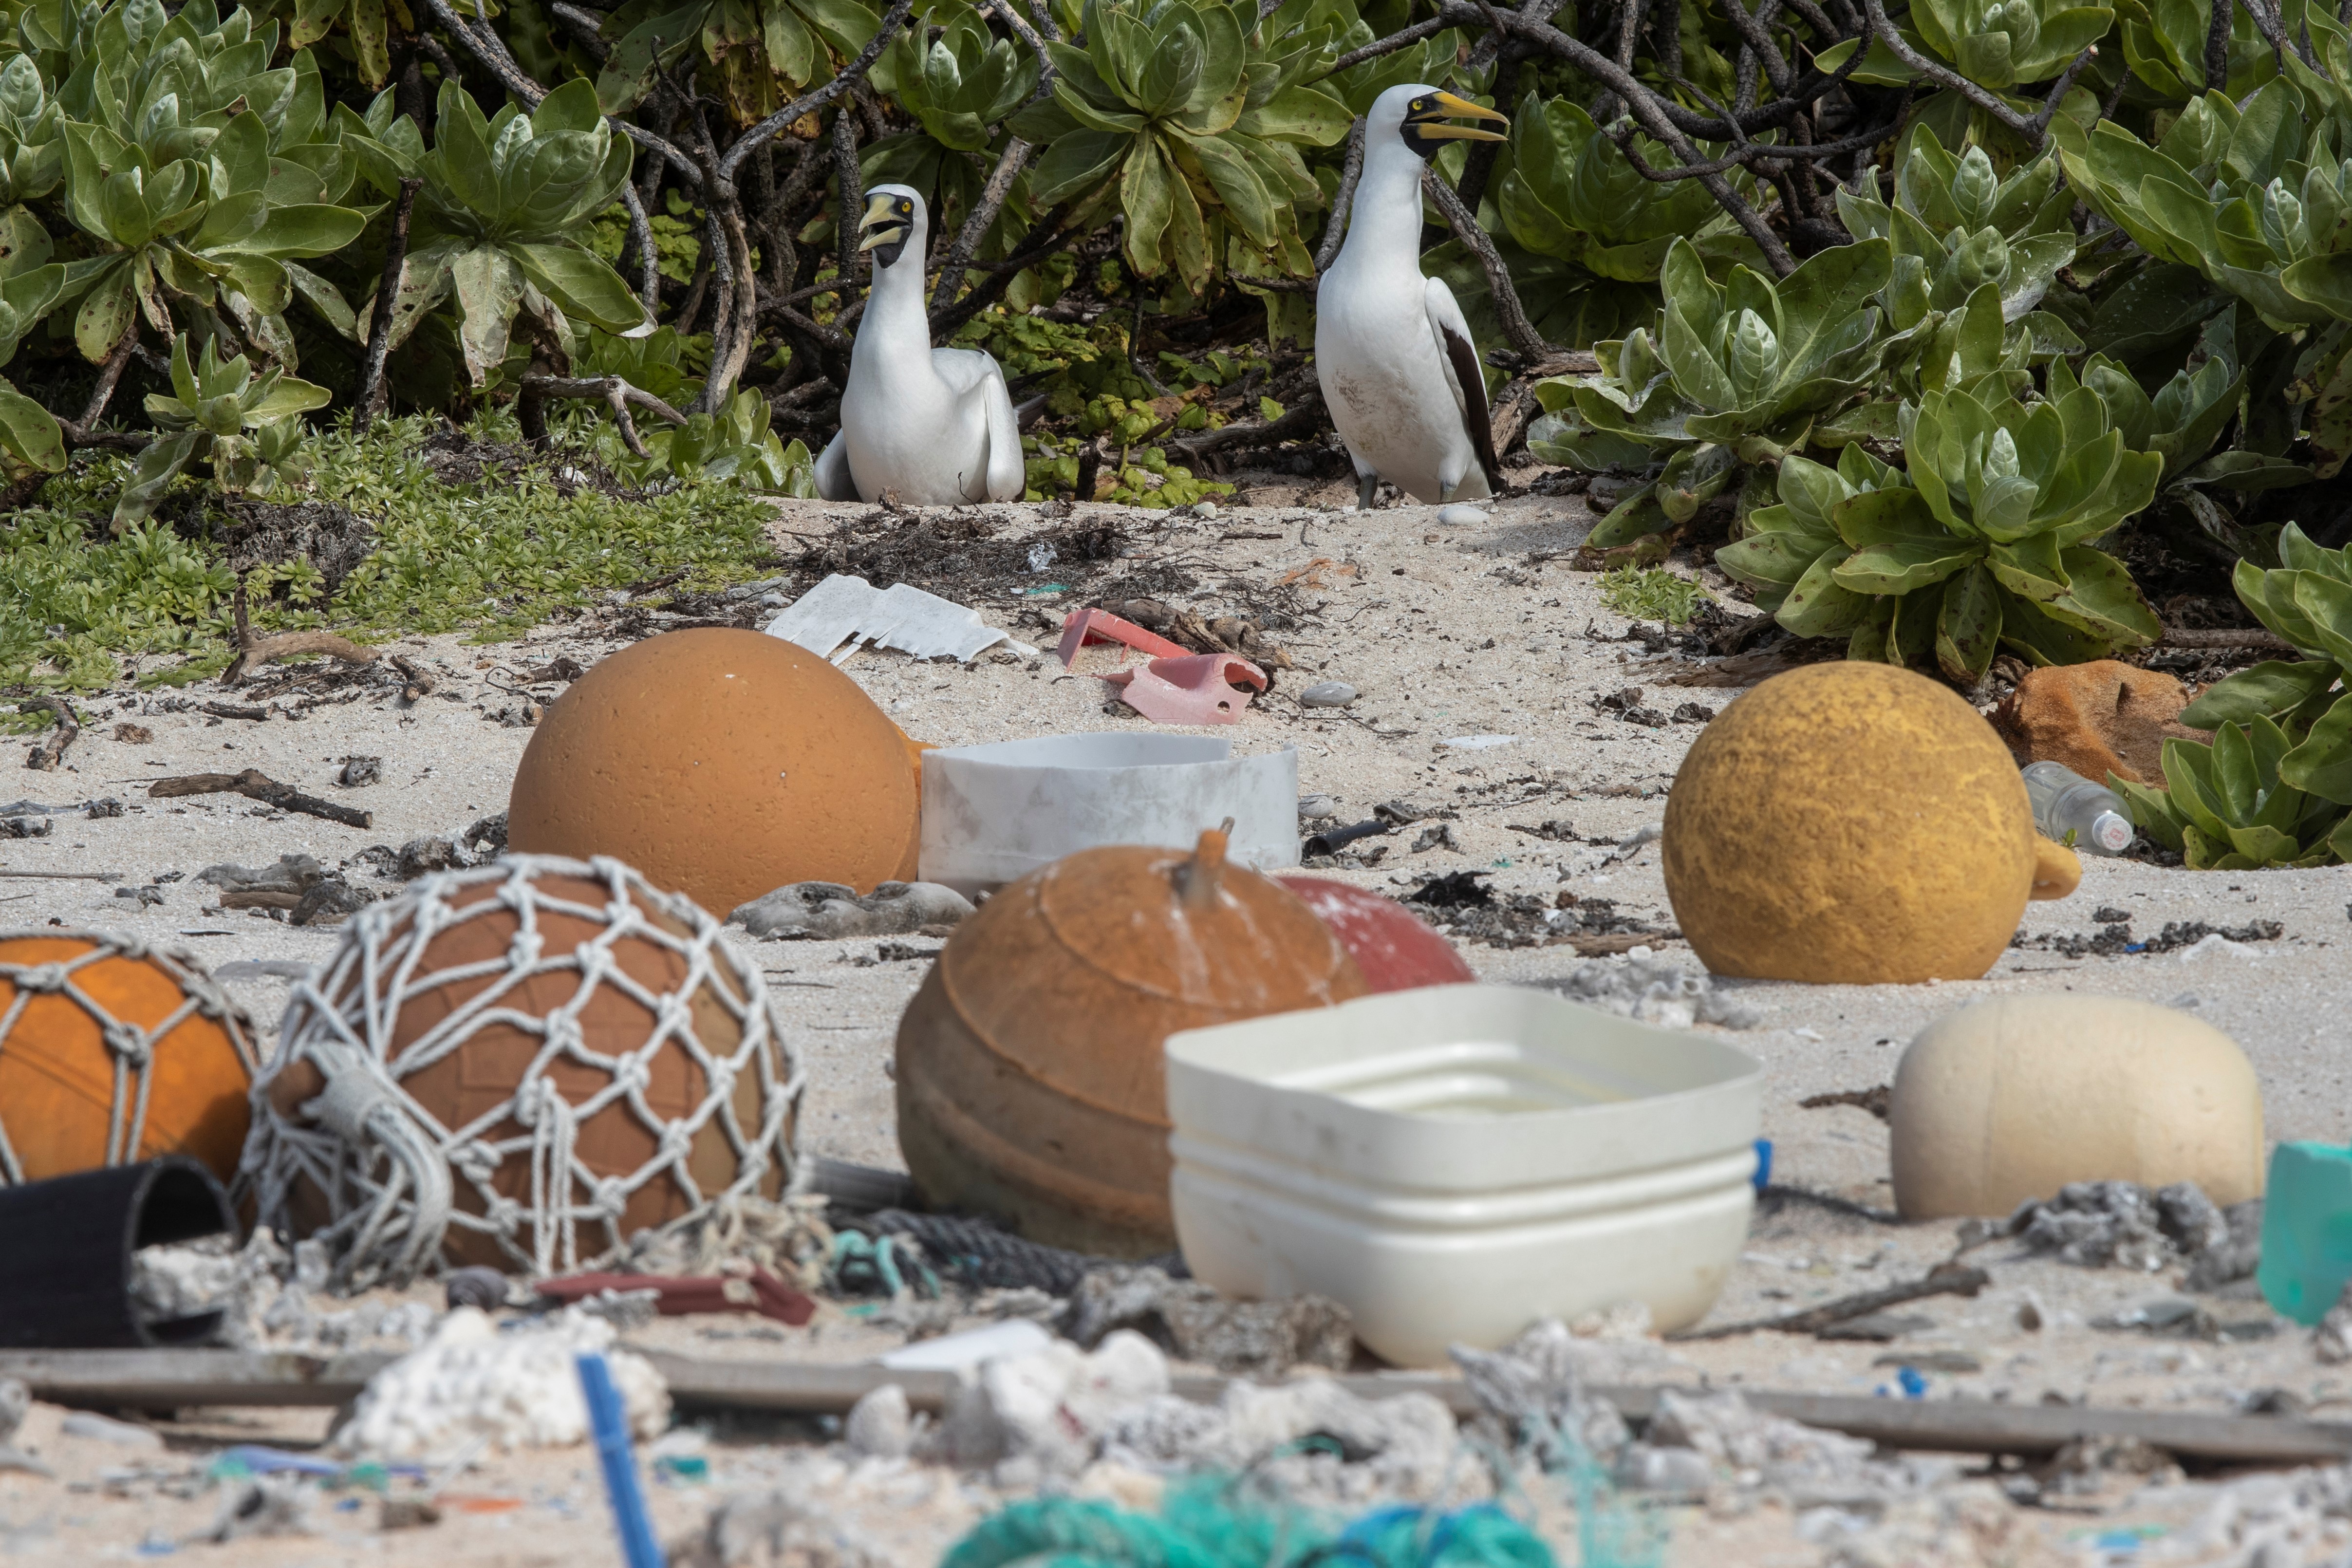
[1276,875,1477,993]
[534,1267,816,1325]
[1101,653,1269,725]
[1058,607,1190,667]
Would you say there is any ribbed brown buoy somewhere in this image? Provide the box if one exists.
[895,828,1366,1256]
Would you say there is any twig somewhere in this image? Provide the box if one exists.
[19,699,77,772]
[1320,14,1451,75]
[1423,170,1554,360]
[1314,116,1366,275]
[62,331,138,446]
[520,375,692,458]
[389,656,437,703]
[930,137,1037,321]
[358,176,423,431]
[224,633,382,686]
[717,0,915,185]
[619,184,660,313]
[831,106,862,302]
[1170,392,1327,457]
[2163,626,2297,650]
[148,769,374,829]
[0,870,123,882]
[1673,1262,1990,1341]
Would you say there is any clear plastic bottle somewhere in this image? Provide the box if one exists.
[2021,760,2135,856]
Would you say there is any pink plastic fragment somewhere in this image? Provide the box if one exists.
[1101,654,1269,725]
[1057,606,1190,667]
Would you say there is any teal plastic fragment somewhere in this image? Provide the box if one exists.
[2257,1141,2352,1325]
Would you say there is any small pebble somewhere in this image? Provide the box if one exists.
[1193,500,1220,521]
[1299,681,1358,708]
[1436,504,1489,525]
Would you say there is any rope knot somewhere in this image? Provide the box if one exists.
[9,962,68,995]
[101,1021,150,1066]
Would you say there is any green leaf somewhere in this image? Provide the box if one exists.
[0,379,63,472]
[1936,563,2001,683]
[1777,546,1870,636]
[448,244,523,388]
[73,263,134,363]
[2182,661,2342,727]
[109,428,200,528]
[508,241,644,330]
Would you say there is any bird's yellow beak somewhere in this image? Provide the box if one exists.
[1404,90,1510,141]
[858,191,908,250]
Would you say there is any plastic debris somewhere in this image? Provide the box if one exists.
[1543,951,1763,1030]
[2259,1141,2352,1325]
[1056,607,1190,666]
[1437,734,1518,751]
[2020,761,2134,856]
[919,733,1301,896]
[334,1307,668,1460]
[537,1268,817,1326]
[727,879,975,939]
[767,575,1032,664]
[1101,653,1269,725]
[1299,681,1358,707]
[61,1412,162,1448]
[579,1352,666,1568]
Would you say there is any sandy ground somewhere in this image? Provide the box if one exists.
[3,471,2350,1563]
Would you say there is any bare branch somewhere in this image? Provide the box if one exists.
[931,138,1037,322]
[61,329,138,446]
[717,0,915,186]
[423,0,702,181]
[1321,15,1451,75]
[619,183,660,311]
[1423,168,1554,360]
[1314,114,1366,275]
[358,176,422,432]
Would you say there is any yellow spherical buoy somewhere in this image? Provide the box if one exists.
[0,933,259,1186]
[1891,995,2264,1218]
[1662,661,2075,984]
[508,629,920,917]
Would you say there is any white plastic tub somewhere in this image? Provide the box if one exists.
[918,733,1299,897]
[1164,984,1761,1366]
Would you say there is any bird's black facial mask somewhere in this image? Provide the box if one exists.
[1399,91,1510,159]
[859,193,915,269]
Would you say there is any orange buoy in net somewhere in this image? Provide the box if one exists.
[895,827,1367,1258]
[0,933,259,1186]
[245,856,801,1284]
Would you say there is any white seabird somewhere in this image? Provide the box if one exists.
[816,184,1025,504]
[1316,84,1510,509]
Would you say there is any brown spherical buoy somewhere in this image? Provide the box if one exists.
[0,933,259,1186]
[1663,661,2077,984]
[508,629,919,918]
[896,828,1367,1256]
[251,858,796,1275]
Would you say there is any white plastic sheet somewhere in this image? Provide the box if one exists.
[764,574,1035,664]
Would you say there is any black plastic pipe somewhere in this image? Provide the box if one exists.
[0,1157,236,1349]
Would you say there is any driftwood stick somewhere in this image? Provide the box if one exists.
[148,769,374,829]
[1674,1261,1990,1341]
[0,870,125,882]
[2163,626,2297,651]
[20,699,77,772]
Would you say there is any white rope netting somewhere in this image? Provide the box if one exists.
[0,931,259,1185]
[243,856,804,1288]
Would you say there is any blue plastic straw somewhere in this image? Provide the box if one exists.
[576,1352,664,1568]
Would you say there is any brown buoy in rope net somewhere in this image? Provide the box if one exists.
[894,825,1366,1257]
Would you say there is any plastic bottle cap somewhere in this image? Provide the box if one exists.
[2092,812,2133,853]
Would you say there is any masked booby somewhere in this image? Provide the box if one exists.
[815,185,1025,504]
[1316,85,1510,509]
